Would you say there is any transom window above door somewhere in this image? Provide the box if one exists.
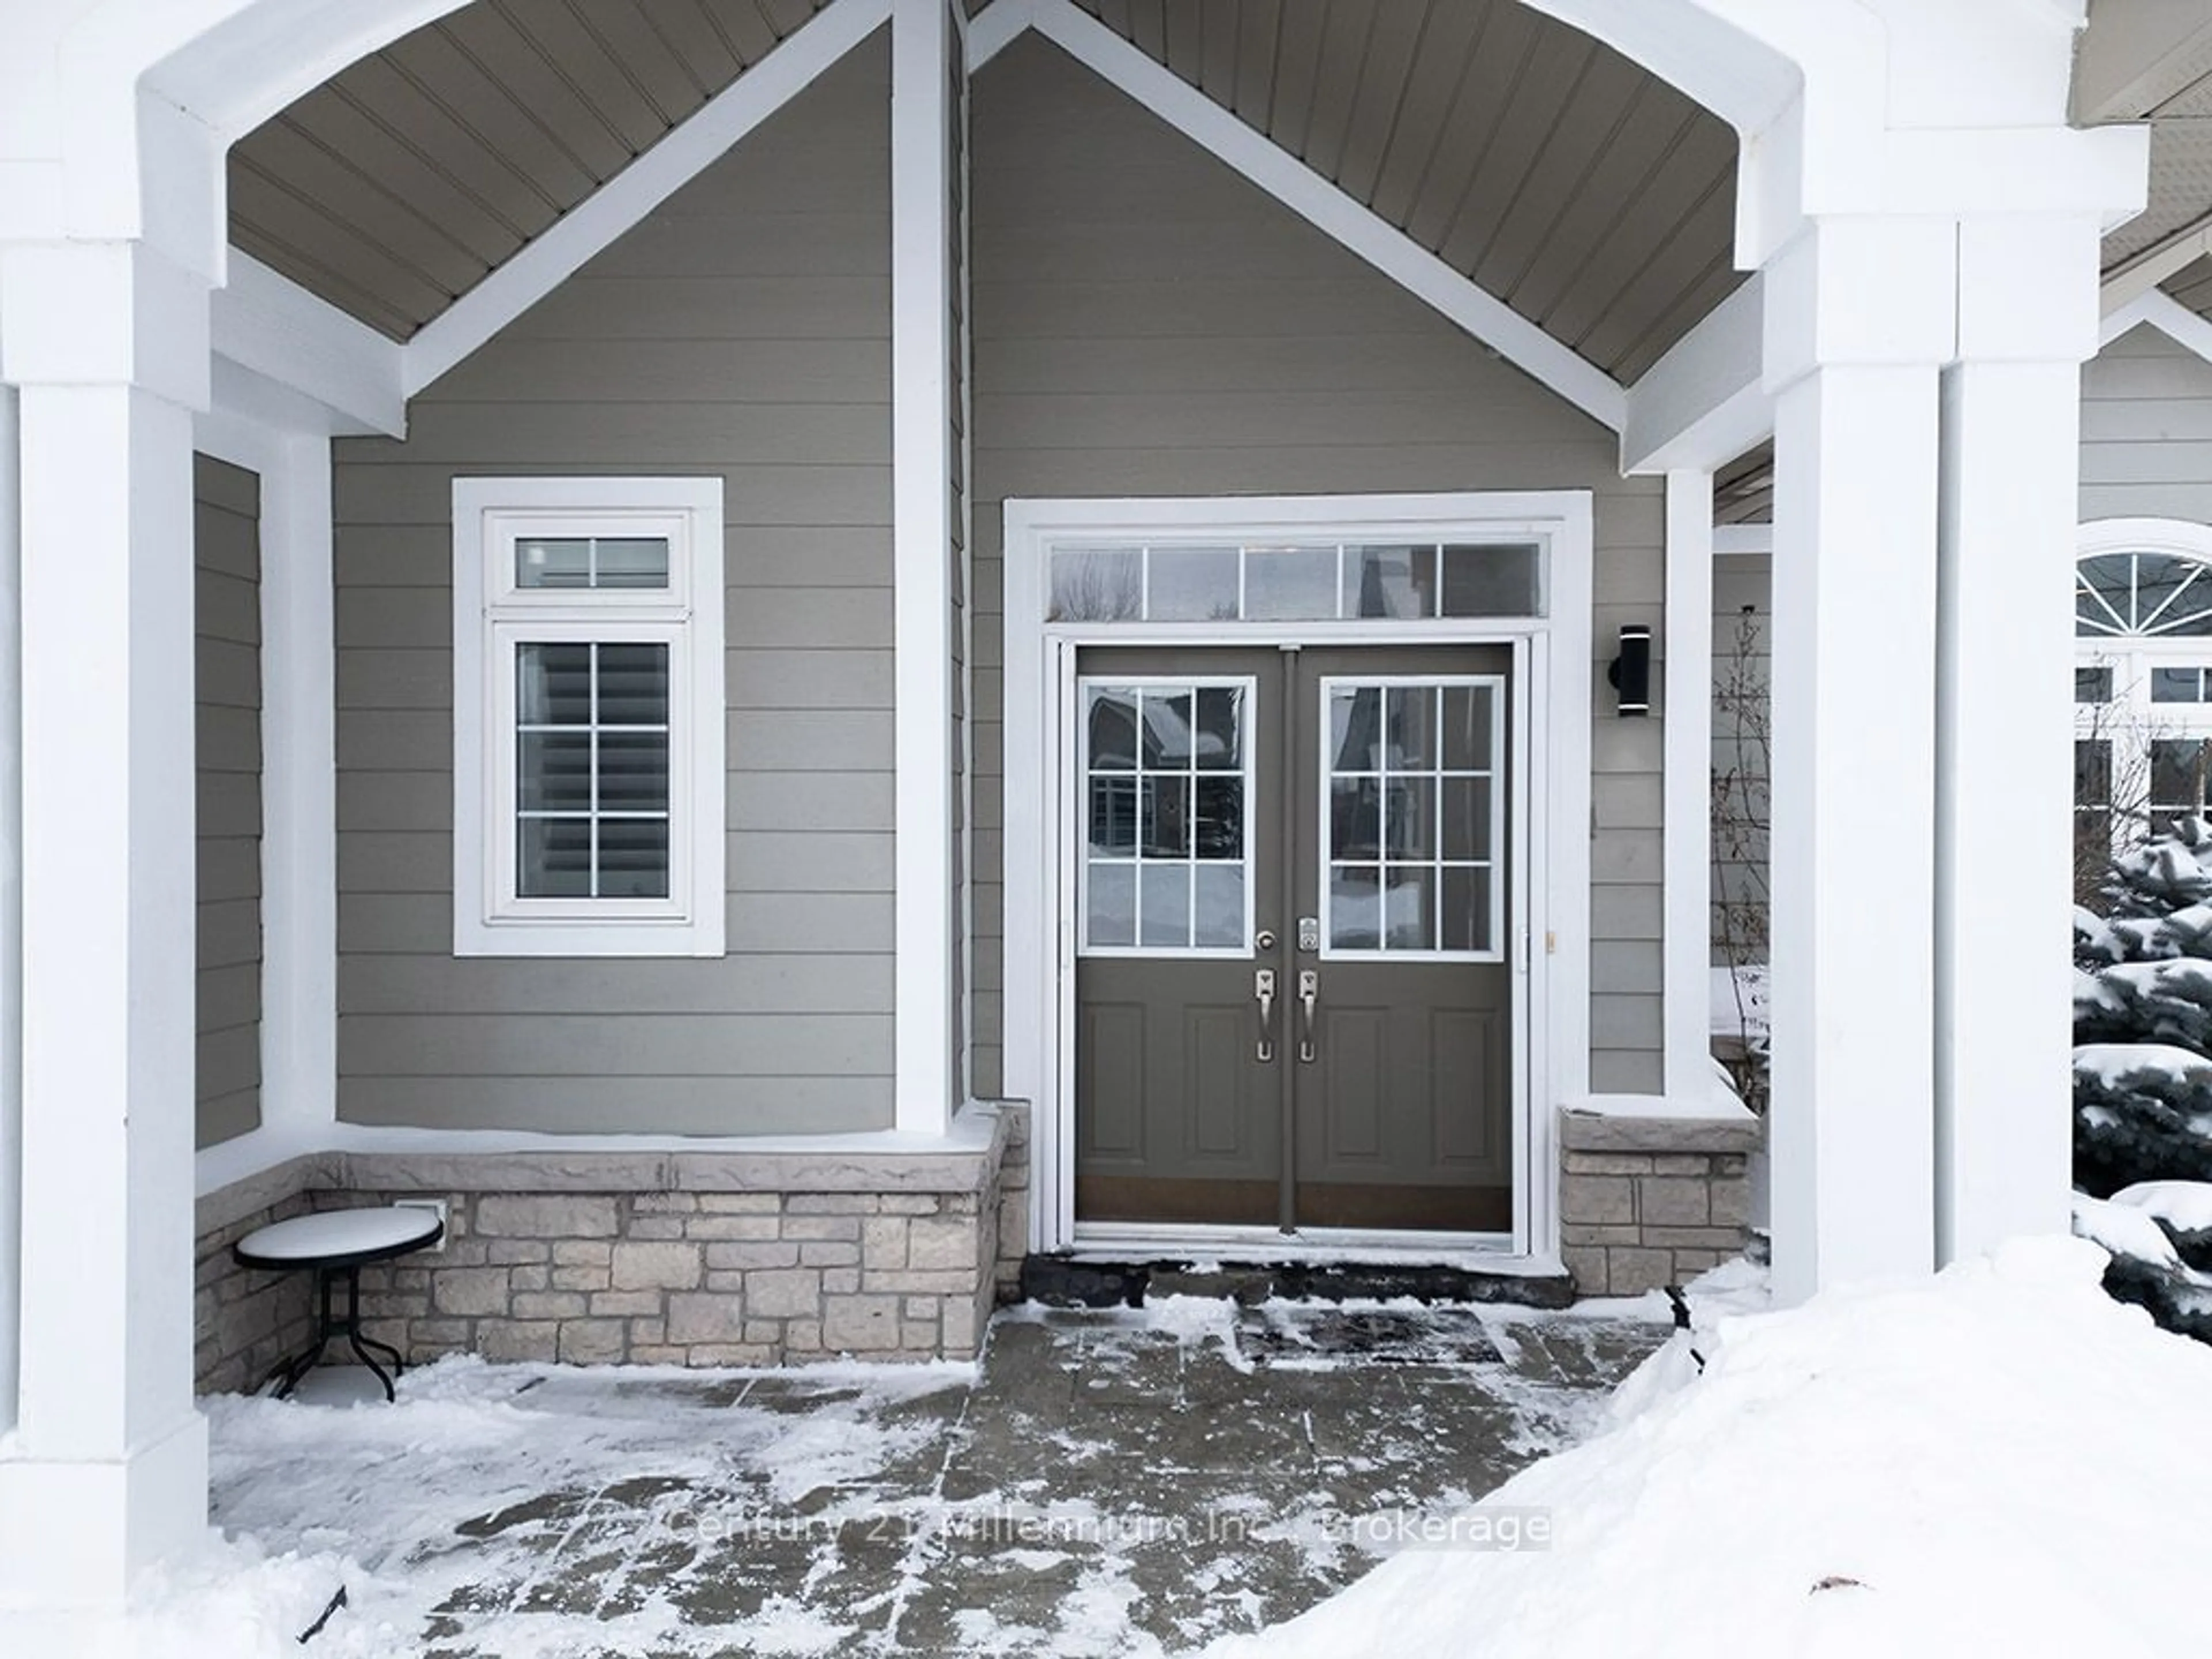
[1048,540,1543,624]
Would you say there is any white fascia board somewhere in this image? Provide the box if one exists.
[402,0,892,397]
[1026,0,1626,433]
[968,0,1034,67]
[2099,287,2212,363]
[2100,209,2212,315]
[210,251,405,437]
[1621,270,1771,476]
[1712,524,1772,557]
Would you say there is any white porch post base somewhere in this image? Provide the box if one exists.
[0,1415,210,1604]
[1764,221,1952,1301]
[0,245,212,1606]
[1934,219,2101,1260]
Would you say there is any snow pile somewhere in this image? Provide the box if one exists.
[1206,1237,2212,1659]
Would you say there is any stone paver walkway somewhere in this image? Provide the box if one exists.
[206,1298,1665,1656]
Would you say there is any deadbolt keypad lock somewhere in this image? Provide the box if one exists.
[1297,916,1320,952]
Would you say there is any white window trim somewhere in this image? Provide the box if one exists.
[452,476,725,958]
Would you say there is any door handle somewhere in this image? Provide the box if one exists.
[1255,968,1277,1063]
[1297,969,1319,1063]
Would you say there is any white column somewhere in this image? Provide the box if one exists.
[0,242,212,1603]
[1763,218,1953,1301]
[0,381,20,1443]
[891,0,956,1133]
[1663,469,1716,1101]
[1933,217,2101,1260]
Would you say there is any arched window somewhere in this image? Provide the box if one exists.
[2075,520,2212,897]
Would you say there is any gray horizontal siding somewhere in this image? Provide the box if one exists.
[2081,323,2212,522]
[195,453,263,1150]
[328,35,895,1136]
[971,37,1667,1100]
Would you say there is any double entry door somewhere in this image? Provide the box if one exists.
[1073,643,1516,1236]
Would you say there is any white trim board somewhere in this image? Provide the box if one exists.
[2099,287,2212,365]
[999,490,1593,1264]
[1022,0,1627,434]
[1662,470,1715,1100]
[402,0,892,397]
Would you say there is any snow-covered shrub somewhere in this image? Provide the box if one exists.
[2074,821,2212,1340]
[2074,820,2212,1196]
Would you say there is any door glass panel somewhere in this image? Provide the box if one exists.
[1081,679,1251,954]
[1194,864,1245,947]
[1087,862,1136,947]
[1139,864,1191,948]
[1329,865,1381,949]
[1323,676,1503,959]
[1329,686,1383,772]
[1383,866,1435,949]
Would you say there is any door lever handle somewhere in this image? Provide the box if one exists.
[1297,969,1319,1063]
[1255,968,1277,1063]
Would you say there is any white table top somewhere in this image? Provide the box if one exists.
[237,1206,442,1263]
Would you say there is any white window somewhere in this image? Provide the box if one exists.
[452,477,724,957]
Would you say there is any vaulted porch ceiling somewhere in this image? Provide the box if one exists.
[228,0,1744,399]
[229,0,839,340]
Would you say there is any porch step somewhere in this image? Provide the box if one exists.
[1016,1254,1575,1311]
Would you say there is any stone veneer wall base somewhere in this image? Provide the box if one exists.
[1556,1105,1760,1297]
[193,1107,1031,1393]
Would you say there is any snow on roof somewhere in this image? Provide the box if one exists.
[1203,1236,2212,1659]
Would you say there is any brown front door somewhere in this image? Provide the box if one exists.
[1073,643,1516,1234]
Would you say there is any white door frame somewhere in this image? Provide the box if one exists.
[1001,491,1594,1264]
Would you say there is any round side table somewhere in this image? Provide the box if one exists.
[233,1206,445,1401]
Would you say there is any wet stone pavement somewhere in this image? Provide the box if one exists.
[204,1298,1666,1657]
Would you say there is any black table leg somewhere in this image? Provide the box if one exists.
[259,1263,407,1403]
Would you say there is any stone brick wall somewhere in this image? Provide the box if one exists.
[192,1111,1021,1393]
[1558,1105,1759,1297]
[323,1186,997,1368]
[195,1188,319,1395]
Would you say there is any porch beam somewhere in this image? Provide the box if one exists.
[0,240,211,1602]
[210,252,405,437]
[968,0,1033,69]
[403,0,893,397]
[892,0,961,1132]
[1025,0,1627,434]
[1662,470,1715,1101]
[1762,216,1949,1299]
[2098,286,2212,362]
[1622,274,1771,476]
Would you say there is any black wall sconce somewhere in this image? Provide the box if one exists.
[1608,624,1652,717]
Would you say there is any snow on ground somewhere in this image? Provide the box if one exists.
[1204,1236,2212,1659]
